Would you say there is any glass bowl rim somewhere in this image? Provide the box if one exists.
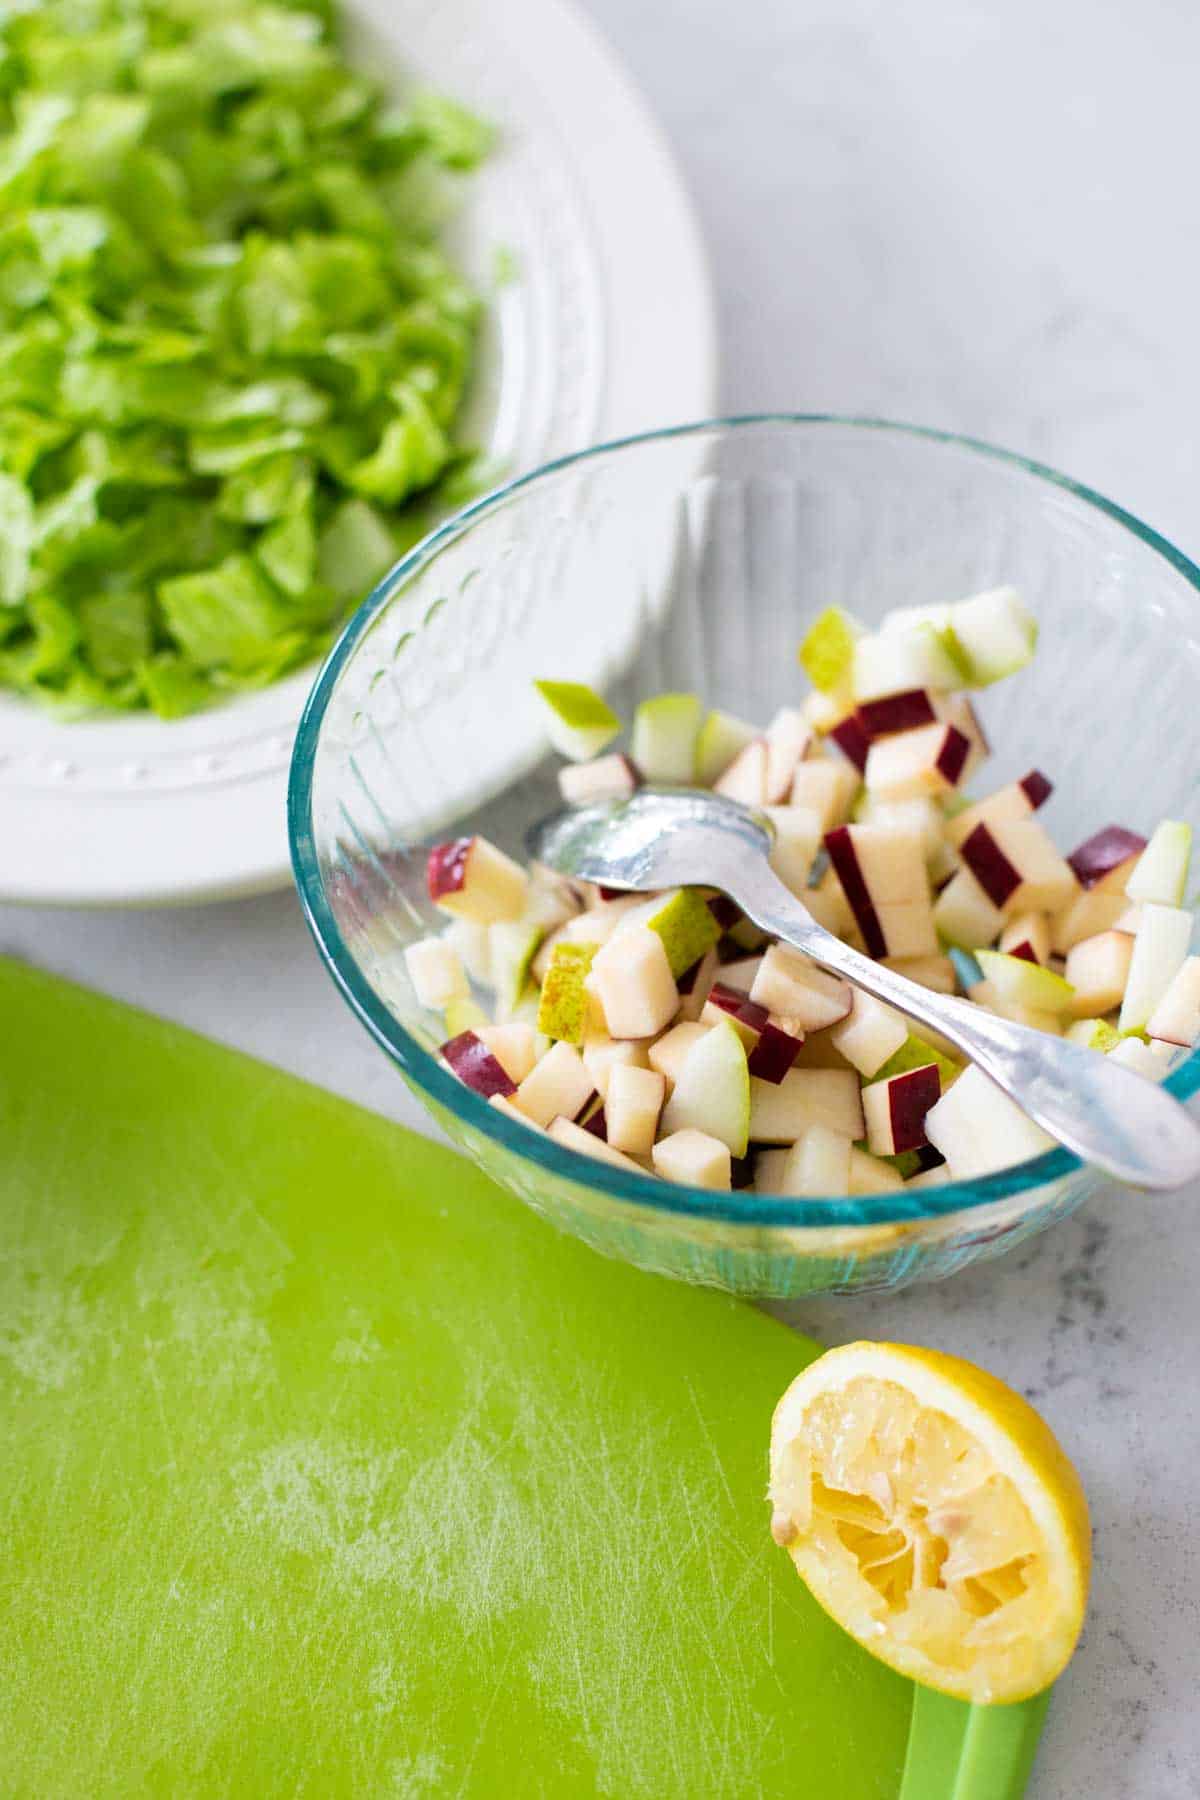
[289,413,1200,1230]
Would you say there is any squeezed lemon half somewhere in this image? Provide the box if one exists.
[768,1342,1091,1703]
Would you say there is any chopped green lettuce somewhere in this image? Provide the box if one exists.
[0,0,489,717]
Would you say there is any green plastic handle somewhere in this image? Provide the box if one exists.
[898,1686,1052,1800]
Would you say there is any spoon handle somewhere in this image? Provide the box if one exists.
[730,860,1200,1192]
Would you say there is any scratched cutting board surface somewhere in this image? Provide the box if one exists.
[2,958,927,1797]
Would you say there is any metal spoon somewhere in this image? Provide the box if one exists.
[528,787,1200,1191]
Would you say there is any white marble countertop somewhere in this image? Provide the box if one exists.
[6,1,1200,1792]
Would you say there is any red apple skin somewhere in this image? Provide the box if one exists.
[1067,824,1148,889]
[1019,769,1053,810]
[830,714,871,773]
[580,1103,608,1140]
[1006,939,1039,964]
[886,1062,941,1152]
[427,837,473,900]
[857,688,937,738]
[935,724,971,787]
[706,983,770,1035]
[913,1142,946,1173]
[707,895,741,930]
[676,956,704,995]
[441,1030,517,1099]
[960,822,1022,908]
[823,825,887,959]
[730,1152,755,1190]
[746,1021,804,1083]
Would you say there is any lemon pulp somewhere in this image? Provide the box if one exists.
[769,1344,1090,1703]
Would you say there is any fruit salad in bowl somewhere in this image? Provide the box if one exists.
[289,416,1200,1298]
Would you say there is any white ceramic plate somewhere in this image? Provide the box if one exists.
[1,0,716,907]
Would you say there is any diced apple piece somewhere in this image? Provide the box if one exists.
[488,1092,541,1130]
[863,1063,941,1156]
[1119,903,1194,1033]
[781,1125,853,1196]
[882,954,957,994]
[976,948,1076,1015]
[945,773,1052,849]
[968,980,1061,1035]
[695,709,758,784]
[700,982,768,1050]
[959,817,1077,915]
[547,1115,645,1171]
[829,713,871,774]
[873,1032,959,1087]
[1124,820,1192,906]
[404,936,469,1010]
[1050,888,1127,955]
[746,1019,805,1083]
[605,1063,666,1155]
[581,1030,649,1099]
[533,679,620,761]
[1113,903,1143,934]
[788,759,860,831]
[477,1023,539,1084]
[1146,956,1200,1048]
[713,738,768,804]
[647,1020,710,1094]
[924,1064,1054,1177]
[765,805,822,892]
[798,605,863,693]
[441,917,492,985]
[1065,1018,1122,1053]
[804,870,855,939]
[945,585,1037,685]
[748,1067,865,1144]
[427,835,529,923]
[444,995,490,1035]
[629,691,703,782]
[856,688,938,738]
[1065,824,1147,890]
[863,722,970,802]
[652,1129,732,1189]
[803,688,852,734]
[847,1146,905,1195]
[999,911,1050,965]
[712,952,763,989]
[934,694,990,781]
[441,1029,518,1100]
[514,1040,595,1128]
[536,941,597,1043]
[824,823,932,959]
[750,944,852,1028]
[905,1163,953,1190]
[1062,931,1134,1018]
[753,1147,792,1194]
[587,925,678,1039]
[660,1019,750,1155]
[829,989,908,1077]
[558,752,640,805]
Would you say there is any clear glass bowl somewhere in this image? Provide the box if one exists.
[289,417,1200,1298]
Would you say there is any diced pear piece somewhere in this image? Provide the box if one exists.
[1119,903,1194,1033]
[751,943,852,1029]
[536,941,596,1043]
[647,1021,711,1094]
[605,1063,666,1155]
[490,918,546,1013]
[798,605,863,693]
[1146,955,1200,1048]
[998,911,1050,965]
[976,949,1076,1015]
[1124,820,1192,906]
[695,709,758,784]
[764,708,813,801]
[847,1146,905,1194]
[630,692,703,782]
[944,586,1037,685]
[1050,888,1127,955]
[514,1041,595,1128]
[713,738,768,804]
[660,1020,750,1156]
[1065,1018,1121,1053]
[764,805,822,893]
[533,679,621,761]
[881,954,957,994]
[748,1067,865,1144]
[477,1022,540,1084]
[404,936,469,1010]
[444,995,490,1035]
[788,759,860,831]
[643,887,721,979]
[652,1129,732,1189]
[1106,1036,1177,1081]
[558,752,640,805]
[581,1030,650,1099]
[587,925,678,1038]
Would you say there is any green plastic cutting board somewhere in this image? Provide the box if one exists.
[0,959,1047,1797]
